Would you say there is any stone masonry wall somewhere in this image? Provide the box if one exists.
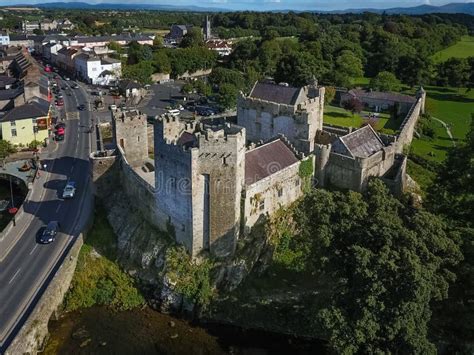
[396,98,423,153]
[243,161,302,231]
[5,235,83,355]
[113,110,148,167]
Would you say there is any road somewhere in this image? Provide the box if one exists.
[0,76,94,351]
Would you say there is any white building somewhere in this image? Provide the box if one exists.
[0,33,9,46]
[74,53,121,86]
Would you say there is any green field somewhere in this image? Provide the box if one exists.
[410,86,474,162]
[324,105,399,135]
[431,36,474,63]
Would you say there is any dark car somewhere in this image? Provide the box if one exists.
[55,122,66,130]
[39,221,60,244]
[78,104,86,111]
[55,133,65,141]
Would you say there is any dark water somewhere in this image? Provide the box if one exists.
[45,306,325,354]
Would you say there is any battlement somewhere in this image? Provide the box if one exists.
[114,108,146,123]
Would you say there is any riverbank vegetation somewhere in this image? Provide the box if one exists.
[63,207,145,312]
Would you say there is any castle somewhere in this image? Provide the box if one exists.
[92,80,425,259]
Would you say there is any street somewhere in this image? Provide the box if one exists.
[0,75,94,351]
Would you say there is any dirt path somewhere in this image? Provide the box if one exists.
[432,117,456,147]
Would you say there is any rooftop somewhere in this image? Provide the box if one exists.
[348,89,416,104]
[331,125,385,158]
[1,100,49,122]
[245,138,299,185]
[249,82,302,106]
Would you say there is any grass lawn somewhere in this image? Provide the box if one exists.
[140,28,169,37]
[408,86,474,162]
[431,36,474,63]
[324,105,399,134]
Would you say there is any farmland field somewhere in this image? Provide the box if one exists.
[431,35,474,63]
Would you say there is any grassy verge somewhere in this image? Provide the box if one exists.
[63,205,145,312]
[431,35,474,63]
[323,105,399,134]
[406,159,436,193]
[409,86,473,163]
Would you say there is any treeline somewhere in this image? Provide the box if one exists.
[266,118,474,353]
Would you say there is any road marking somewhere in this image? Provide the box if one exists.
[55,204,61,213]
[8,268,21,284]
[29,244,38,255]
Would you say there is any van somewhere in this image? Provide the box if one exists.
[168,109,180,116]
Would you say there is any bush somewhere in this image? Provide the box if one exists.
[164,246,214,306]
[417,114,436,139]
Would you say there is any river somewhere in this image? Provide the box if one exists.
[44,306,326,354]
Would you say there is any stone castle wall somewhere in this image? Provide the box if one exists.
[112,110,148,167]
[237,86,324,154]
[396,97,423,153]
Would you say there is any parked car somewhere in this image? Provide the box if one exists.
[109,104,117,111]
[64,77,70,81]
[55,133,65,141]
[62,181,76,199]
[168,109,180,116]
[55,99,64,106]
[78,104,86,111]
[55,122,66,130]
[39,221,60,244]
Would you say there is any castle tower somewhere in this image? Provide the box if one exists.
[203,16,211,41]
[112,109,148,167]
[154,116,245,258]
[417,86,427,114]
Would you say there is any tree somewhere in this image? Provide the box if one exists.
[153,50,171,74]
[397,54,431,87]
[369,71,401,91]
[274,51,319,87]
[436,58,471,87]
[0,140,16,161]
[333,50,363,87]
[180,28,204,48]
[153,36,163,48]
[122,61,154,85]
[324,86,336,105]
[295,180,462,354]
[342,97,363,116]
[217,83,238,110]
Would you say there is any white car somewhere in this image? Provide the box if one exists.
[62,182,76,199]
[64,77,70,81]
[109,104,117,111]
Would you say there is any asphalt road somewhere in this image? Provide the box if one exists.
[0,76,94,351]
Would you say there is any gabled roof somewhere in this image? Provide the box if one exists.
[1,100,49,122]
[331,125,385,158]
[245,138,299,185]
[249,82,302,106]
[119,79,141,90]
[348,89,416,104]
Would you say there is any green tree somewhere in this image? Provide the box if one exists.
[217,83,239,110]
[153,50,171,74]
[369,71,401,91]
[0,140,16,161]
[274,51,318,87]
[295,180,461,354]
[180,28,204,48]
[333,50,363,87]
[122,61,154,85]
[436,58,471,87]
[324,86,336,105]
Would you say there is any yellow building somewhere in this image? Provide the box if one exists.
[0,99,51,146]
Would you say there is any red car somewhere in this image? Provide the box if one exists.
[45,65,52,73]
[55,99,64,106]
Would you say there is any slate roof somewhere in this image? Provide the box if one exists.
[177,132,196,148]
[0,76,17,87]
[119,80,141,91]
[1,101,49,122]
[101,57,120,65]
[0,87,23,101]
[249,82,302,106]
[245,139,299,185]
[331,125,385,158]
[348,89,416,104]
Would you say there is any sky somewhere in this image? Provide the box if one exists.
[2,0,474,11]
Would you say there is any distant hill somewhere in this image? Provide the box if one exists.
[7,1,474,15]
[33,2,228,12]
[329,2,474,15]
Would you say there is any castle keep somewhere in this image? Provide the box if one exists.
[91,80,424,258]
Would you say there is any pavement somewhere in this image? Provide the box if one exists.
[0,74,95,352]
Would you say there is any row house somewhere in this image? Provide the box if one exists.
[56,47,79,73]
[74,53,121,86]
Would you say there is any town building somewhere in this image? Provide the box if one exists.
[0,98,50,146]
[206,40,232,56]
[21,20,40,33]
[165,25,193,44]
[340,89,417,116]
[74,53,121,85]
[8,34,34,48]
[0,33,10,46]
[56,47,79,73]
